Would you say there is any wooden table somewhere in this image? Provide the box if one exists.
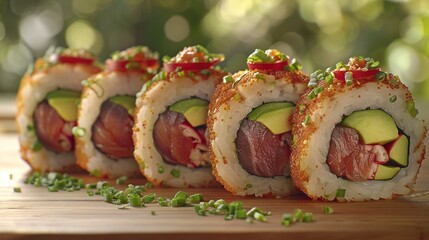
[1,133,428,240]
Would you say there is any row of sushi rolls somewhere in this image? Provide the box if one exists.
[16,45,427,201]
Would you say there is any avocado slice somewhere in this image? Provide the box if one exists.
[248,102,295,121]
[247,102,295,135]
[183,105,208,127]
[341,109,398,145]
[109,95,136,115]
[169,98,209,127]
[46,89,80,122]
[385,134,409,167]
[374,164,400,180]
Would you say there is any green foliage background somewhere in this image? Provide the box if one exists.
[1,0,429,100]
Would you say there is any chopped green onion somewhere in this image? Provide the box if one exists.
[31,140,43,151]
[302,115,310,127]
[375,71,387,82]
[246,217,254,224]
[199,201,209,209]
[96,181,109,190]
[253,212,267,222]
[125,61,140,70]
[336,189,346,198]
[187,71,195,78]
[142,193,156,203]
[87,190,94,196]
[139,161,146,169]
[144,182,154,189]
[282,213,292,222]
[389,95,397,103]
[9,174,13,180]
[188,193,204,203]
[175,67,183,72]
[90,169,102,177]
[158,197,169,206]
[285,58,302,71]
[13,187,21,193]
[282,219,291,227]
[336,62,345,70]
[158,166,165,174]
[406,100,418,118]
[208,200,215,207]
[194,205,206,216]
[247,49,272,63]
[293,209,303,222]
[299,104,306,113]
[192,57,199,63]
[116,176,128,185]
[171,191,188,207]
[150,210,156,216]
[307,86,323,100]
[170,169,180,178]
[345,71,353,86]
[325,74,333,85]
[233,93,242,101]
[48,186,58,192]
[244,183,252,190]
[201,69,211,76]
[253,72,264,80]
[86,183,97,189]
[177,71,185,78]
[223,75,234,83]
[162,56,171,63]
[323,206,334,214]
[214,199,226,208]
[235,209,247,219]
[72,126,86,137]
[224,214,234,220]
[302,212,313,222]
[127,193,143,207]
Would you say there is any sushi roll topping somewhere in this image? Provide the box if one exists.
[247,49,302,71]
[44,46,97,65]
[106,46,159,73]
[163,45,224,72]
[143,45,225,92]
[309,57,383,89]
[27,46,100,75]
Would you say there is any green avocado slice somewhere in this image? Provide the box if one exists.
[46,89,80,122]
[341,109,398,145]
[374,165,400,180]
[109,95,136,115]
[169,98,209,127]
[247,102,295,134]
[385,134,409,167]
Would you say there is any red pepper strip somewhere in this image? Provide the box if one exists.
[58,55,95,65]
[333,69,380,81]
[105,59,159,72]
[247,60,289,71]
[163,58,221,72]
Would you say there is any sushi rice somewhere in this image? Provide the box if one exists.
[208,70,308,197]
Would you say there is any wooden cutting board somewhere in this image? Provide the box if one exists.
[1,133,428,240]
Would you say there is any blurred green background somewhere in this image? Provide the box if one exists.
[1,0,429,101]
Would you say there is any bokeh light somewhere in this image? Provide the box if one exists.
[65,20,103,54]
[164,15,190,42]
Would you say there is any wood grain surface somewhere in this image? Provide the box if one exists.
[1,133,428,240]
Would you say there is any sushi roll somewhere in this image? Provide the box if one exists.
[133,45,225,187]
[16,47,103,172]
[75,46,159,178]
[291,57,427,201]
[208,49,309,197]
